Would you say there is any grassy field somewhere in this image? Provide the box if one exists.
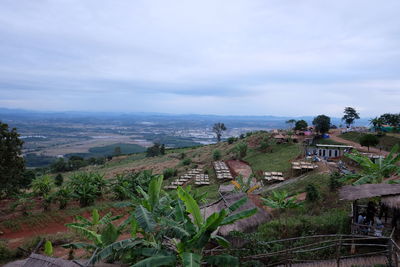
[245,143,301,174]
[339,132,400,151]
[273,172,331,195]
[66,143,146,158]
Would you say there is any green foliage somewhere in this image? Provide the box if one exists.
[181,158,192,166]
[163,168,177,179]
[294,120,308,131]
[53,186,72,209]
[0,241,17,263]
[9,193,34,216]
[262,191,302,211]
[342,107,360,127]
[359,134,379,150]
[329,172,342,192]
[0,121,25,195]
[213,122,227,142]
[146,143,165,157]
[342,145,400,185]
[258,136,275,152]
[305,184,320,202]
[64,208,123,253]
[87,176,256,266]
[212,149,221,160]
[69,173,106,207]
[54,173,63,186]
[111,170,154,200]
[258,209,350,240]
[312,115,331,134]
[31,175,54,196]
[245,143,301,173]
[44,240,53,256]
[233,142,247,159]
[227,137,237,144]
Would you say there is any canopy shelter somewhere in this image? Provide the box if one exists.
[339,184,400,236]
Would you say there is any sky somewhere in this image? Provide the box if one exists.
[0,0,399,117]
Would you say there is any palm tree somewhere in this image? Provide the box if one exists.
[369,117,384,133]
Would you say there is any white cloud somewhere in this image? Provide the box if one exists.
[0,0,399,117]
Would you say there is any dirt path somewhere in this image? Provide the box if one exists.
[226,160,253,178]
[330,129,390,156]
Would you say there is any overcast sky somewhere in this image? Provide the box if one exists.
[0,0,399,117]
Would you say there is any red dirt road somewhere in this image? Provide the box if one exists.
[330,129,390,156]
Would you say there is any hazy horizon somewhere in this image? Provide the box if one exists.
[1,1,399,117]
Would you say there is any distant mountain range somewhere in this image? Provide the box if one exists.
[0,107,371,127]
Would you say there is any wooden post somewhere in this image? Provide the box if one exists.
[388,238,394,267]
[336,236,342,267]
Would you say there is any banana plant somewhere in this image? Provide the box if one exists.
[63,209,124,252]
[89,179,257,266]
[342,144,400,185]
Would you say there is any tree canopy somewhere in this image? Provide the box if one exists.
[294,120,308,131]
[312,115,331,134]
[359,134,379,151]
[212,122,227,142]
[342,107,360,127]
[0,121,25,195]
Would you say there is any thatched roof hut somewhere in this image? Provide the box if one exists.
[339,184,400,201]
[201,193,271,236]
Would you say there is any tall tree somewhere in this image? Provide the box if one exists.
[294,120,308,131]
[380,113,400,127]
[212,122,227,142]
[0,122,25,195]
[359,134,379,151]
[312,115,331,134]
[342,107,360,127]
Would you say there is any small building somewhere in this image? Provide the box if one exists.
[307,144,353,159]
[339,184,400,236]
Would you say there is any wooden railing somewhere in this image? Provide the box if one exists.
[208,234,400,266]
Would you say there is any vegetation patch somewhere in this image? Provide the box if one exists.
[245,143,301,174]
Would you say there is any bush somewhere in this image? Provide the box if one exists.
[179,152,186,159]
[54,174,63,186]
[181,158,192,166]
[212,149,222,160]
[359,134,379,150]
[306,184,320,202]
[163,168,177,179]
[0,241,17,263]
[329,172,342,192]
[69,173,105,207]
[239,134,245,139]
[227,137,237,144]
[234,143,248,159]
[258,209,350,240]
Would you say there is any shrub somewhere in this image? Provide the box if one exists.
[257,209,350,240]
[213,149,222,160]
[329,172,342,192]
[69,173,105,207]
[234,143,248,159]
[179,152,186,159]
[246,132,253,137]
[359,134,379,151]
[54,174,63,186]
[53,186,72,209]
[163,168,177,179]
[239,134,245,139]
[306,184,320,202]
[227,137,237,144]
[181,158,192,166]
